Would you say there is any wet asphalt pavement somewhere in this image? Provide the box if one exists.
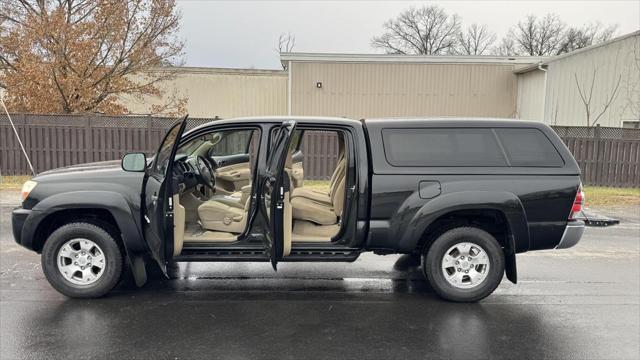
[1,190,639,360]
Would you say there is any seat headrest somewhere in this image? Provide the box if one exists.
[285,149,293,168]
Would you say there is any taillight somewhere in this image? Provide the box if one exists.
[569,184,585,220]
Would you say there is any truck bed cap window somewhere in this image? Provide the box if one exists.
[494,128,564,167]
[382,127,564,168]
[382,128,507,167]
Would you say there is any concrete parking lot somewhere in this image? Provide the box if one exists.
[1,190,638,360]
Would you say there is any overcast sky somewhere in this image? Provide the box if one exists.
[177,0,640,69]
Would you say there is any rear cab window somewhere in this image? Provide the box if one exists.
[382,127,564,168]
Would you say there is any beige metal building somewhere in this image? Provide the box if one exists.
[122,31,638,127]
[516,31,640,128]
[122,67,287,118]
[281,53,544,119]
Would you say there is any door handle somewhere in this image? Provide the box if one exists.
[151,194,158,205]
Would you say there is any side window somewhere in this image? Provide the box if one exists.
[209,129,254,156]
[299,130,342,179]
[178,129,257,158]
[382,128,507,167]
[495,128,564,167]
[269,127,302,155]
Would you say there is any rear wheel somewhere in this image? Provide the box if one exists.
[41,222,123,298]
[423,227,504,302]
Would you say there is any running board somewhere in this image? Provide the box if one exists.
[174,246,361,262]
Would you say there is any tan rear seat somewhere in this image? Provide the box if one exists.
[291,133,345,202]
[291,156,345,205]
[291,175,345,225]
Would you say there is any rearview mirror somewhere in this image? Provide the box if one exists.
[122,153,147,172]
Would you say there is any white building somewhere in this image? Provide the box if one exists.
[516,31,640,128]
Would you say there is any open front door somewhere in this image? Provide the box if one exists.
[260,120,296,269]
[142,116,188,274]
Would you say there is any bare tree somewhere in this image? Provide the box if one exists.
[493,37,518,56]
[499,13,618,56]
[371,5,461,55]
[0,0,185,115]
[509,14,566,56]
[277,32,295,70]
[456,24,496,55]
[574,68,622,127]
[557,23,618,54]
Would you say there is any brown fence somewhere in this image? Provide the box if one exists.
[1,114,639,186]
[552,125,640,188]
[0,114,214,176]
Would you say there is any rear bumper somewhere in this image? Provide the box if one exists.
[555,221,585,249]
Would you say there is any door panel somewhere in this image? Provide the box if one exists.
[215,160,251,193]
[143,116,188,273]
[260,120,296,268]
[212,148,251,194]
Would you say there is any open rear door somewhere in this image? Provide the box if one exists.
[142,116,188,274]
[260,120,296,269]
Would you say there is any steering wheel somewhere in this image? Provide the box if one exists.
[195,155,215,190]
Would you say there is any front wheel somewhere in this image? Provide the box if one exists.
[423,227,505,302]
[41,222,123,298]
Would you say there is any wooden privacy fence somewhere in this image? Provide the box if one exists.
[300,130,341,181]
[0,114,341,180]
[552,126,640,188]
[0,114,212,176]
[1,114,639,186]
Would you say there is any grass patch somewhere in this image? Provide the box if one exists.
[583,186,640,207]
[0,175,31,190]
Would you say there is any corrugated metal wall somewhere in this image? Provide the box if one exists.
[543,33,640,127]
[290,62,519,118]
[122,68,288,118]
[516,69,546,121]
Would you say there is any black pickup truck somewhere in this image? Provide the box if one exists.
[12,116,585,302]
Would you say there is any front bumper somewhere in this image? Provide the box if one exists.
[555,221,585,249]
[11,207,32,249]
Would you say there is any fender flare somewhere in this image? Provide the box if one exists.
[398,191,529,283]
[26,191,148,285]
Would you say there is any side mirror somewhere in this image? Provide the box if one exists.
[122,153,147,172]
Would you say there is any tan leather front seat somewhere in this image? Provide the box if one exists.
[210,184,252,209]
[197,197,249,233]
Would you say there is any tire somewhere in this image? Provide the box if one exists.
[423,227,504,302]
[41,222,124,298]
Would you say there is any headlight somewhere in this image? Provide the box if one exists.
[21,180,37,201]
